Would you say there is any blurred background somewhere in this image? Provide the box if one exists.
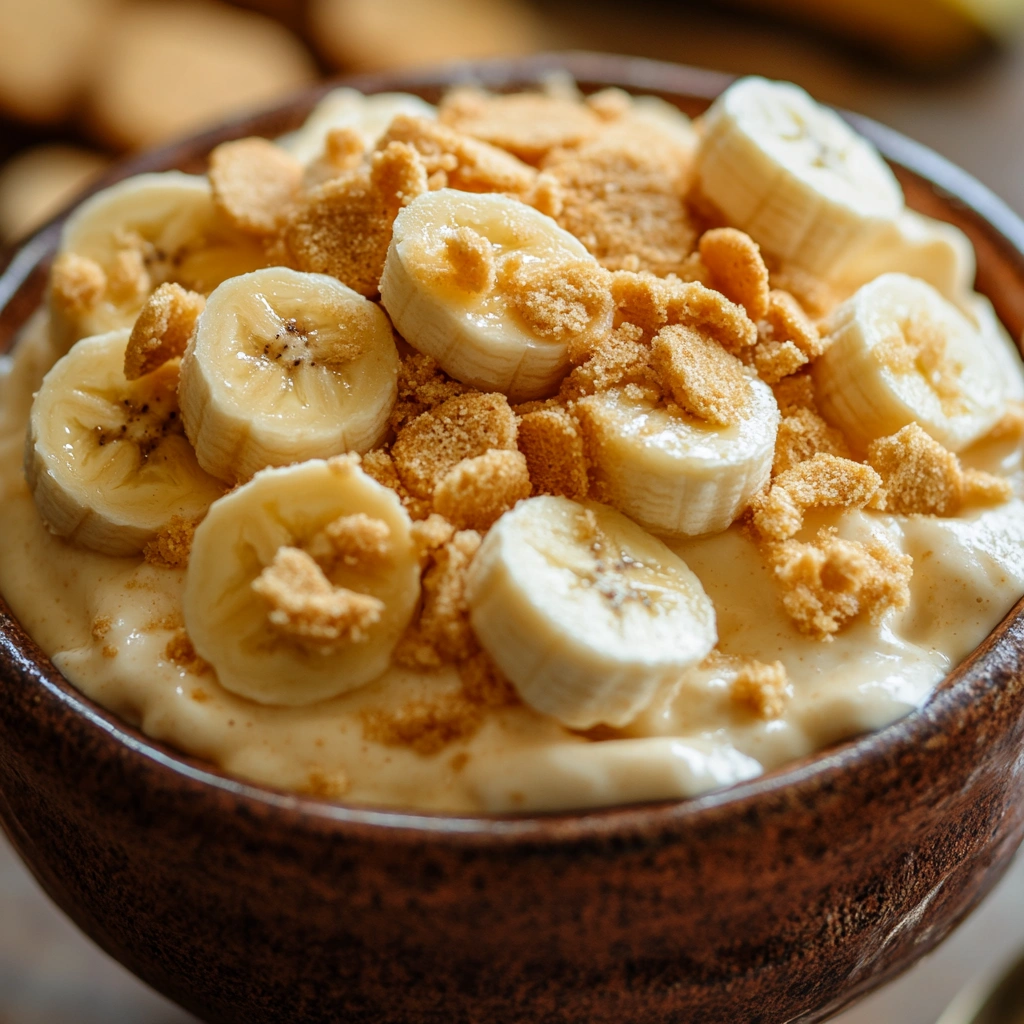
[2,0,1024,249]
[4,0,1024,1020]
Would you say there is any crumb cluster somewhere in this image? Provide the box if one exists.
[730,658,789,720]
[143,514,200,570]
[209,136,303,237]
[124,282,205,380]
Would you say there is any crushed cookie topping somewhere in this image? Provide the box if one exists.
[391,391,518,500]
[424,225,496,295]
[651,324,749,426]
[433,449,532,531]
[50,252,107,315]
[144,514,200,570]
[517,406,589,500]
[305,513,392,570]
[208,136,304,237]
[323,126,365,173]
[730,659,789,720]
[389,352,468,433]
[772,407,850,477]
[698,228,770,321]
[252,546,383,653]
[123,282,205,380]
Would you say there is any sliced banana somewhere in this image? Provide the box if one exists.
[184,456,420,706]
[694,76,904,277]
[813,272,1008,452]
[573,378,780,537]
[278,87,437,166]
[25,328,224,556]
[466,496,717,730]
[178,267,399,484]
[833,209,976,301]
[50,172,266,353]
[962,293,1024,403]
[380,188,614,402]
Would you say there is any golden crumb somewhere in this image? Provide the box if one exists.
[278,145,426,298]
[731,659,788,719]
[143,515,199,570]
[102,644,118,659]
[324,126,365,172]
[753,340,807,385]
[50,252,106,316]
[963,468,1014,505]
[768,263,837,319]
[611,272,758,354]
[398,529,482,667]
[91,615,112,642]
[251,547,383,653]
[208,136,303,237]
[300,768,351,799]
[763,289,826,359]
[986,401,1024,441]
[584,87,633,121]
[541,122,696,276]
[439,87,601,163]
[391,391,518,499]
[422,225,495,295]
[410,513,456,564]
[867,424,963,516]
[524,172,564,218]
[773,407,850,476]
[389,352,468,433]
[560,324,657,403]
[305,513,391,571]
[752,454,885,542]
[106,234,151,305]
[498,253,613,341]
[164,631,211,674]
[766,529,912,639]
[875,314,965,415]
[651,324,749,426]
[362,691,483,756]
[433,449,532,531]
[772,373,818,416]
[458,649,519,707]
[360,448,433,521]
[124,282,205,380]
[699,228,770,321]
[518,405,589,499]
[378,114,537,196]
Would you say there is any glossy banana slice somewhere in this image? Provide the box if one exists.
[380,188,614,402]
[49,172,266,353]
[466,496,717,729]
[178,267,399,484]
[25,329,224,556]
[813,272,1009,452]
[574,377,780,537]
[184,456,420,706]
[694,76,904,277]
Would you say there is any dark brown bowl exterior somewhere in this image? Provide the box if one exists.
[2,53,1024,1024]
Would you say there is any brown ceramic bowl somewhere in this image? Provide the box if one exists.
[2,53,1024,1024]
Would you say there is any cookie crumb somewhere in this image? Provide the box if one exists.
[392,391,518,499]
[753,339,807,384]
[699,227,770,321]
[301,767,351,799]
[305,513,391,570]
[433,449,532,530]
[763,289,826,359]
[389,352,468,433]
[518,405,589,498]
[962,467,1013,506]
[143,514,199,570]
[91,615,112,642]
[165,631,211,674]
[252,547,383,652]
[324,126,364,171]
[209,136,303,236]
[362,690,482,756]
[50,252,106,316]
[773,407,850,476]
[867,424,962,515]
[124,282,205,380]
[424,225,495,294]
[651,324,749,426]
[731,659,788,719]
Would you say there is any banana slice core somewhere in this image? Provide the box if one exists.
[179,266,400,484]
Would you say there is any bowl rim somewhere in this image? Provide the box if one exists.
[2,50,1024,845]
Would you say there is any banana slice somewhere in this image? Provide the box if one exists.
[25,328,224,556]
[50,171,266,353]
[813,272,1008,452]
[694,76,904,277]
[278,87,436,166]
[573,378,780,537]
[466,496,717,730]
[184,456,420,706]
[833,210,976,301]
[178,267,399,484]
[380,188,614,402]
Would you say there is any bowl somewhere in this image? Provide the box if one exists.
[3,52,1024,1024]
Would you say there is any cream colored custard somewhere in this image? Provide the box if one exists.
[3,313,1024,813]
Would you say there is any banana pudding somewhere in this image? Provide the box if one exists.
[2,78,1024,813]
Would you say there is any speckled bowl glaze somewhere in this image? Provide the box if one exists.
[2,53,1024,1024]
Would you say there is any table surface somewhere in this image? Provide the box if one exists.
[4,11,1024,1023]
